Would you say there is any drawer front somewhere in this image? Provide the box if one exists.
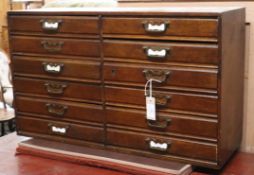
[105,86,218,115]
[9,16,99,35]
[14,77,102,103]
[106,107,218,139]
[103,40,219,65]
[104,63,218,90]
[17,116,104,143]
[16,96,104,123]
[102,18,218,38]
[12,56,101,81]
[11,36,100,57]
[107,129,217,161]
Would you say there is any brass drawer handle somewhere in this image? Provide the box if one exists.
[42,62,64,74]
[44,81,67,95]
[143,46,170,59]
[143,69,170,83]
[46,103,68,116]
[145,138,171,152]
[40,19,62,32]
[143,21,170,33]
[154,93,171,107]
[41,40,64,52]
[48,123,69,135]
[147,118,171,129]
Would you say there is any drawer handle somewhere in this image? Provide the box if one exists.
[40,19,62,32]
[145,138,171,152]
[143,69,170,83]
[46,103,68,116]
[41,40,64,52]
[44,82,67,95]
[154,93,171,107]
[42,62,64,74]
[147,118,171,129]
[143,21,169,33]
[48,123,69,135]
[143,46,170,59]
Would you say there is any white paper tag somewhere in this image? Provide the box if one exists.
[146,97,156,121]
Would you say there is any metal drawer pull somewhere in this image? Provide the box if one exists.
[40,19,62,32]
[46,103,68,116]
[42,62,64,74]
[44,82,67,95]
[41,40,64,52]
[146,138,171,152]
[143,69,170,83]
[147,118,171,129]
[154,93,171,107]
[48,123,69,135]
[143,47,170,59]
[143,21,169,33]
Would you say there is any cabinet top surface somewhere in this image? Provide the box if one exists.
[8,6,244,16]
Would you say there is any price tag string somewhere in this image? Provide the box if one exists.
[144,79,162,97]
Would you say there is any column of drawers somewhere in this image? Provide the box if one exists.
[9,15,105,146]
[102,17,220,166]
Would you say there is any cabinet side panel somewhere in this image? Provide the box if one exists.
[219,8,245,168]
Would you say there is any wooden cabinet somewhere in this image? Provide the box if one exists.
[8,7,245,169]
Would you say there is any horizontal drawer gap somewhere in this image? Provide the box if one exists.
[104,82,218,95]
[104,58,219,69]
[15,92,103,105]
[104,62,218,72]
[14,74,101,84]
[10,32,100,39]
[107,125,217,143]
[108,128,217,146]
[102,35,218,43]
[103,39,218,47]
[105,103,218,119]
[17,131,104,148]
[12,53,101,61]
[105,85,218,98]
[18,113,103,127]
[106,146,218,166]
[106,106,218,122]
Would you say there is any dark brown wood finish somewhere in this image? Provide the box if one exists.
[17,116,104,143]
[9,16,99,35]
[11,36,100,57]
[14,77,102,103]
[8,6,245,169]
[105,86,218,115]
[103,40,219,65]
[15,96,104,123]
[104,62,218,90]
[106,106,218,139]
[12,56,101,82]
[102,17,218,38]
[107,129,217,161]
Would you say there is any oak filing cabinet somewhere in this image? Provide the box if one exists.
[8,6,245,169]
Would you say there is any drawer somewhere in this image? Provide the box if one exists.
[105,86,218,115]
[12,56,101,82]
[102,18,218,38]
[104,63,218,90]
[11,36,100,57]
[14,77,102,103]
[103,40,219,65]
[106,107,218,139]
[17,116,104,143]
[16,96,104,123]
[107,129,217,161]
[9,16,99,35]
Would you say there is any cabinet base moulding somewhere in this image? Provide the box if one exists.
[16,138,192,175]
